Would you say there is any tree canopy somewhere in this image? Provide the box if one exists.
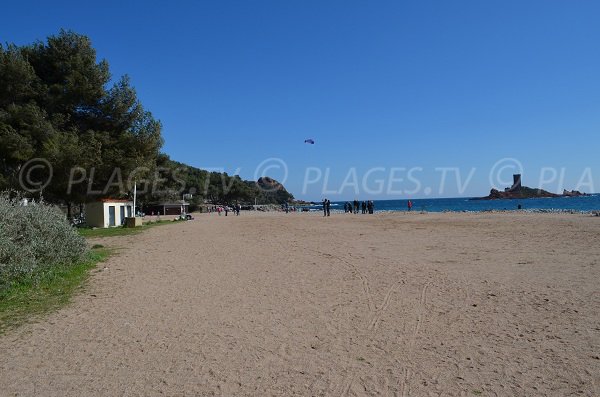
[0,30,162,204]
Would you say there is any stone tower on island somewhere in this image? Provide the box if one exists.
[505,174,522,192]
[510,174,522,191]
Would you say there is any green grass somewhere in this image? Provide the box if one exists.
[77,219,174,238]
[1,219,179,333]
[0,248,111,334]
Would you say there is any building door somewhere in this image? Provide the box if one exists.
[120,206,125,224]
[126,205,132,217]
[108,206,116,227]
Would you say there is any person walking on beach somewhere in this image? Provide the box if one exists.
[361,201,367,214]
[323,199,328,217]
[368,200,374,214]
[236,203,241,215]
[407,200,413,212]
[326,199,331,216]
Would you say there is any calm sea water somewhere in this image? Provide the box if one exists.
[311,195,600,213]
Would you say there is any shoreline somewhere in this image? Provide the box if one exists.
[254,208,600,215]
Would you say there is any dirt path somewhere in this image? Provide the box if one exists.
[1,212,599,396]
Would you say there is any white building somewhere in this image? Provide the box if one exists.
[86,199,133,228]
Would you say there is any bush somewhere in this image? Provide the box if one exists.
[0,193,88,291]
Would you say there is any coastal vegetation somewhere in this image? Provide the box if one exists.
[0,30,293,216]
[0,194,106,332]
[0,30,162,213]
[0,194,88,291]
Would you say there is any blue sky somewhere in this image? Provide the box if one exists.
[2,1,599,199]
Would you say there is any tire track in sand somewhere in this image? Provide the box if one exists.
[337,372,357,397]
[318,251,375,313]
[398,281,431,396]
[411,282,430,347]
[321,252,404,334]
[317,251,371,396]
[319,251,406,396]
[367,281,403,331]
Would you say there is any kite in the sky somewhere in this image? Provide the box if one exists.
[304,139,315,144]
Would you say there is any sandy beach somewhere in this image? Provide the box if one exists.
[1,212,599,396]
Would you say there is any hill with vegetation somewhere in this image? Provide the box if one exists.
[150,156,294,209]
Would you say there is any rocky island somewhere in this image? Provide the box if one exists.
[473,174,589,200]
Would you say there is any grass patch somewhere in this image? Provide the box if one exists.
[78,220,173,238]
[0,247,111,334]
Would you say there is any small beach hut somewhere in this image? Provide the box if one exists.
[86,199,134,228]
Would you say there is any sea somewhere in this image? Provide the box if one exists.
[305,194,600,213]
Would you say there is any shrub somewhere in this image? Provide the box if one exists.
[0,193,88,291]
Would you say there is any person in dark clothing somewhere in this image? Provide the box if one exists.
[353,200,358,214]
[323,199,327,217]
[368,200,374,214]
[361,201,367,214]
[326,199,331,216]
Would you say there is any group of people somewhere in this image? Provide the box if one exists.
[281,203,302,213]
[322,199,414,216]
[207,203,242,216]
[344,200,375,214]
[321,199,376,216]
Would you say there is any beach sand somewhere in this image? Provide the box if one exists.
[1,212,599,396]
